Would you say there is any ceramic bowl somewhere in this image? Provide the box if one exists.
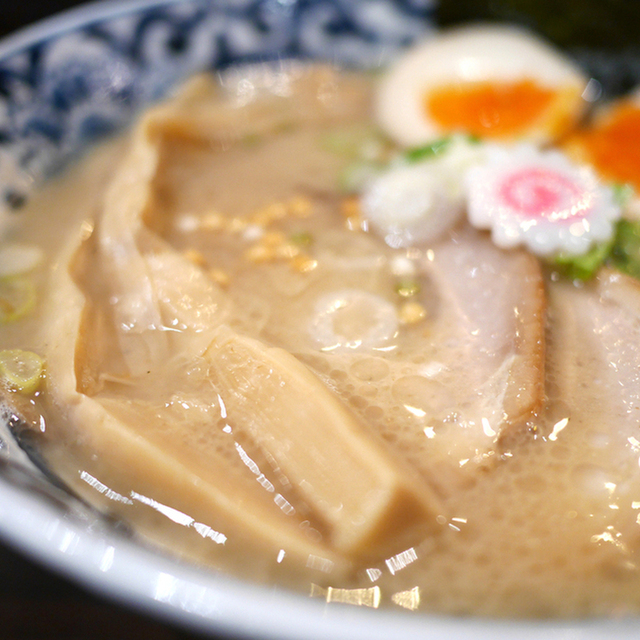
[0,2,638,638]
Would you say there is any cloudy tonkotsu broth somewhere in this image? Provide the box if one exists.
[3,57,640,620]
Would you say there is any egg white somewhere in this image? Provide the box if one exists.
[376,24,588,147]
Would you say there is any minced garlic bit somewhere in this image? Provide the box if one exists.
[178,196,318,274]
[399,300,427,325]
[251,203,288,226]
[291,255,318,273]
[251,197,313,226]
[183,248,208,267]
[176,197,314,238]
[261,231,287,247]
[0,349,44,394]
[244,227,318,273]
[289,196,313,217]
[175,211,225,233]
[208,268,230,287]
[200,211,226,231]
[244,243,275,263]
[227,217,249,234]
[183,246,232,288]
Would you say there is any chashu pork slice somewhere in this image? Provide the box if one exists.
[39,82,445,571]
[424,228,546,431]
[548,270,640,479]
[381,228,545,482]
[544,269,640,555]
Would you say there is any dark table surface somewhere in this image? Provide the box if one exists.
[0,3,226,639]
[0,537,213,640]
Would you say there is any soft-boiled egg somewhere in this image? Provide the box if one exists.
[563,88,640,216]
[376,25,589,147]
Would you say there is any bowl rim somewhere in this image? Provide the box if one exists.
[1,470,631,640]
[0,2,639,639]
[0,0,186,62]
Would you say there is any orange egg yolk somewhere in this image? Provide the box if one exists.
[425,79,556,139]
[569,103,640,191]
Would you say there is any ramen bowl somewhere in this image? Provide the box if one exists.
[0,1,639,638]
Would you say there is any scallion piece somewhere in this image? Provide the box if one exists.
[0,349,44,394]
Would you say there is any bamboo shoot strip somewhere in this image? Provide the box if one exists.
[205,325,445,558]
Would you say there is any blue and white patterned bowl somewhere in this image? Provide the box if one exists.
[0,0,433,226]
[0,2,638,639]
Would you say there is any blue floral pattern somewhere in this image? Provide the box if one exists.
[0,0,435,221]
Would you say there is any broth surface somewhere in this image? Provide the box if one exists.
[3,65,640,618]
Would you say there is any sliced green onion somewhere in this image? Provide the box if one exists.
[0,349,44,394]
[552,239,614,281]
[395,279,421,298]
[610,219,640,279]
[289,231,313,247]
[0,276,36,323]
[404,137,453,163]
[551,219,640,281]
[403,135,481,164]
